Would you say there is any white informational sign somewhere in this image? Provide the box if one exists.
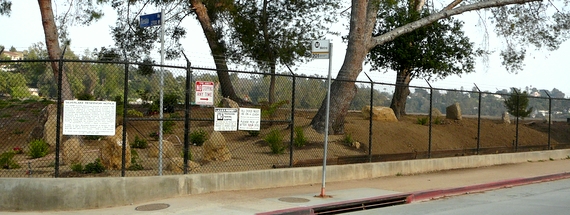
[63,100,116,135]
[214,108,238,131]
[195,81,215,106]
[238,108,261,131]
[311,40,330,59]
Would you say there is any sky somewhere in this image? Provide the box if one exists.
[1,0,569,97]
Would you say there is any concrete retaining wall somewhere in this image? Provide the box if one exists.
[2,149,569,211]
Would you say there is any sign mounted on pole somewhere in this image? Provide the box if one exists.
[140,12,162,27]
[311,40,330,59]
[195,81,215,106]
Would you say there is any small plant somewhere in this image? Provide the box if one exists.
[416,117,428,125]
[190,129,208,146]
[17,119,27,122]
[12,129,23,135]
[549,157,554,161]
[127,109,144,117]
[180,149,193,161]
[396,172,403,176]
[149,131,159,140]
[247,130,260,137]
[84,135,102,141]
[0,151,20,169]
[28,139,49,159]
[84,159,105,173]
[1,113,11,118]
[70,163,84,173]
[294,126,307,147]
[131,135,148,149]
[434,117,444,125]
[342,133,354,145]
[12,147,23,154]
[261,100,289,117]
[128,149,144,171]
[264,129,285,154]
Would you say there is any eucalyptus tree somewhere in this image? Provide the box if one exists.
[310,0,570,134]
[227,0,341,105]
[367,1,478,119]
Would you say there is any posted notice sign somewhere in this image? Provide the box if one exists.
[238,108,261,131]
[195,81,215,106]
[311,40,330,59]
[214,108,238,131]
[63,100,116,135]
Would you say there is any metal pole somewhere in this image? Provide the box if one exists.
[543,90,552,149]
[426,80,433,158]
[288,68,296,168]
[55,46,67,178]
[320,42,332,197]
[121,62,129,177]
[158,9,165,176]
[472,84,481,154]
[364,72,374,163]
[182,52,192,174]
[513,88,519,152]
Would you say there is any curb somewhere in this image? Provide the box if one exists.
[259,172,570,215]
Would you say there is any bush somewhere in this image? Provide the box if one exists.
[84,159,105,174]
[342,133,354,145]
[190,129,208,146]
[127,109,143,117]
[28,139,49,159]
[504,90,533,118]
[294,126,307,147]
[128,149,144,171]
[0,151,20,169]
[70,163,83,172]
[416,117,428,125]
[131,135,148,149]
[246,130,260,137]
[264,129,285,154]
[434,117,444,125]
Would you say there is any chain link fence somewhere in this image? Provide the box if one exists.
[1,59,570,178]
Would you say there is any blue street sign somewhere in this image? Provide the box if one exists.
[140,12,162,28]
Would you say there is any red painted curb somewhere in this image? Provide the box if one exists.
[408,172,570,203]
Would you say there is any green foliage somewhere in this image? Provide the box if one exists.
[246,130,260,137]
[417,117,428,125]
[12,129,23,135]
[84,159,105,174]
[149,132,159,140]
[76,93,95,100]
[28,139,49,159]
[190,129,208,146]
[127,109,143,117]
[128,149,144,171]
[0,151,20,169]
[0,72,30,99]
[434,117,444,125]
[504,90,533,118]
[264,129,285,154]
[293,126,307,147]
[70,163,84,172]
[131,135,148,149]
[342,133,354,145]
[180,149,193,161]
[261,100,289,117]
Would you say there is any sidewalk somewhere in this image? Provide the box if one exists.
[7,159,570,215]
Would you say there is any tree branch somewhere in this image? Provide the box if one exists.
[444,0,464,10]
[370,0,541,49]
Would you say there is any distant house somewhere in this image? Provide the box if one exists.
[530,91,541,97]
[1,51,24,60]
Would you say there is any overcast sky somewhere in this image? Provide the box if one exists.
[1,0,569,97]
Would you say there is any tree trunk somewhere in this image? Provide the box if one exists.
[310,0,378,134]
[268,64,276,105]
[38,0,73,100]
[390,69,412,119]
[191,0,245,104]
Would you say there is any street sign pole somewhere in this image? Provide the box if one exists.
[158,9,165,176]
[311,40,332,197]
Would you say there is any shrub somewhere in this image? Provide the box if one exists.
[28,139,49,159]
[246,130,260,137]
[180,149,193,161]
[504,90,533,118]
[434,117,444,125]
[264,129,285,154]
[416,117,428,125]
[0,151,20,169]
[84,159,105,174]
[127,109,144,117]
[70,163,83,173]
[149,131,159,140]
[261,100,289,117]
[128,149,144,171]
[131,135,148,149]
[190,129,208,146]
[342,133,354,145]
[294,126,307,147]
[76,93,95,101]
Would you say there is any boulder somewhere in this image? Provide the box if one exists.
[203,131,231,162]
[148,140,178,158]
[167,158,200,173]
[361,106,398,122]
[221,98,239,108]
[42,104,61,147]
[431,108,443,118]
[502,112,511,124]
[446,103,462,120]
[62,137,84,165]
[100,126,131,170]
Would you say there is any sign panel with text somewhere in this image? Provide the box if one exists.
[63,100,116,135]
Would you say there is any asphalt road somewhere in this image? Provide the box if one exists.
[349,178,570,215]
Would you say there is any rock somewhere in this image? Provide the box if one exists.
[431,108,443,118]
[446,103,462,120]
[361,106,398,122]
[100,126,131,170]
[167,158,200,173]
[351,141,361,149]
[203,131,231,162]
[502,112,511,124]
[62,137,84,165]
[42,104,61,147]
[29,104,53,142]
[221,98,239,108]
[148,140,178,158]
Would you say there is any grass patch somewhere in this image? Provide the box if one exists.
[264,129,285,154]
